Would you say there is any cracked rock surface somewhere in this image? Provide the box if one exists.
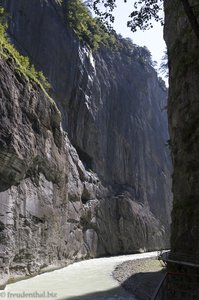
[0,0,172,287]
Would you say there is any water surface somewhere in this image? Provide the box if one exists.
[1,251,158,299]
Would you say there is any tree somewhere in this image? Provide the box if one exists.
[159,50,168,78]
[86,0,199,40]
[86,0,163,31]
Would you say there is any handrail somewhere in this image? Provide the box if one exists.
[151,271,199,299]
[153,251,199,300]
[158,250,199,268]
[169,252,199,265]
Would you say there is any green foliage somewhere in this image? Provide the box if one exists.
[0,6,50,92]
[63,0,158,70]
[64,0,116,50]
[159,50,169,78]
[86,0,164,32]
[0,6,6,25]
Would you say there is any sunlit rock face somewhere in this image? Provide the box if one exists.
[0,0,172,287]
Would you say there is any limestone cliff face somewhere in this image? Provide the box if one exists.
[1,0,172,222]
[0,57,91,286]
[0,56,169,287]
[0,55,119,286]
[0,0,172,287]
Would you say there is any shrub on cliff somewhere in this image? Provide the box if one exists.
[63,0,156,70]
[63,0,116,50]
[0,6,50,92]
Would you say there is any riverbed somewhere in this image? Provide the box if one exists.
[0,251,158,300]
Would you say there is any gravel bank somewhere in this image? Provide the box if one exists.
[113,258,166,300]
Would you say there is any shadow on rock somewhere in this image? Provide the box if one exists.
[121,269,166,300]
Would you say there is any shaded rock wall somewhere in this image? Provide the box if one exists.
[0,56,116,286]
[0,0,172,287]
[0,57,87,286]
[164,0,199,257]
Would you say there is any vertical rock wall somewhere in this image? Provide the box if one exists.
[163,2,199,297]
[0,0,173,287]
[164,0,199,257]
[1,0,172,226]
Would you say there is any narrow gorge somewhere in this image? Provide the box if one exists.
[0,0,172,288]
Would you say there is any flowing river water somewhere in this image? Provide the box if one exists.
[1,251,158,300]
